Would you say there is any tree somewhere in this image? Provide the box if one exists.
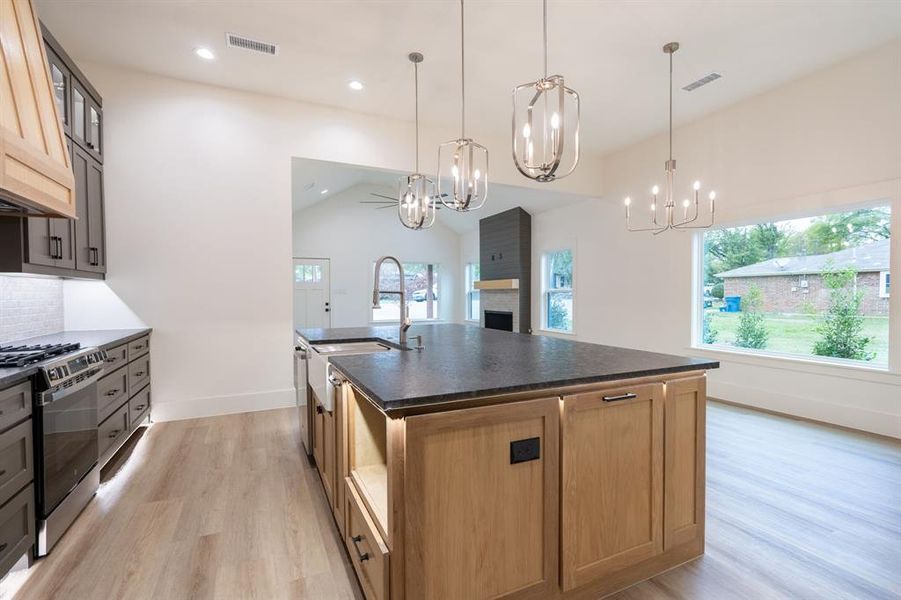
[702,311,718,344]
[548,294,571,331]
[812,267,875,361]
[804,208,891,254]
[734,285,768,349]
[710,282,724,299]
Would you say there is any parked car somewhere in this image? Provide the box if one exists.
[412,287,438,302]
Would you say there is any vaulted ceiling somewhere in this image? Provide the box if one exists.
[38,0,901,155]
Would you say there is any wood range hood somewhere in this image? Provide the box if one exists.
[474,278,520,290]
[0,0,76,218]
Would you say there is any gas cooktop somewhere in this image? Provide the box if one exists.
[0,342,81,368]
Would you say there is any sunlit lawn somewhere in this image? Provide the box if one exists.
[706,310,889,365]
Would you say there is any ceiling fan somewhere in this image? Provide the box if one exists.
[360,191,448,210]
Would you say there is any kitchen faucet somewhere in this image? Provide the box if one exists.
[372,256,412,347]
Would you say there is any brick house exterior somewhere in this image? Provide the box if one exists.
[717,239,890,316]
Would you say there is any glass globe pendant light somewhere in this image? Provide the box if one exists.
[512,0,580,182]
[438,0,488,212]
[398,52,437,230]
[625,42,717,234]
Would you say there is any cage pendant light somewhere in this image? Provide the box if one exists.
[625,42,717,234]
[398,52,437,230]
[438,0,488,212]
[512,0,580,182]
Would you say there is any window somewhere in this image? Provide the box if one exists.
[699,206,891,366]
[542,249,573,332]
[372,262,439,322]
[294,263,322,283]
[465,263,480,321]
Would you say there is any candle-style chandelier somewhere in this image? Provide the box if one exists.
[625,42,716,234]
[397,52,437,230]
[438,0,488,212]
[512,0,580,182]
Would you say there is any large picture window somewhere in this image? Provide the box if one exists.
[542,249,573,333]
[372,262,439,322]
[699,206,891,366]
[465,263,480,321]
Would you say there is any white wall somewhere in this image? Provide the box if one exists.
[488,41,900,437]
[293,184,461,326]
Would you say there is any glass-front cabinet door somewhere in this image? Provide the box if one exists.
[72,83,86,144]
[45,46,70,134]
[87,98,102,161]
[71,80,103,162]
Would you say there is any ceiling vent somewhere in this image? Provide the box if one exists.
[225,33,279,56]
[682,72,722,92]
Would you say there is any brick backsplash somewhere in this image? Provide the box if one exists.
[0,276,64,344]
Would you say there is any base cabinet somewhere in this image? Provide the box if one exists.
[403,398,559,600]
[561,383,664,591]
[664,376,706,550]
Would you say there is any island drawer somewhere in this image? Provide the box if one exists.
[0,484,34,577]
[345,478,389,600]
[128,355,151,396]
[0,382,31,433]
[98,367,129,423]
[98,404,129,461]
[0,420,32,507]
[103,343,128,369]
[127,336,150,361]
[129,386,151,429]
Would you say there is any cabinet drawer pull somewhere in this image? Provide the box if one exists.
[0,543,7,553]
[351,535,370,562]
[134,371,145,377]
[133,344,144,350]
[602,392,638,402]
[0,469,6,477]
[106,356,118,363]
[105,389,119,396]
[134,404,146,411]
[108,429,120,438]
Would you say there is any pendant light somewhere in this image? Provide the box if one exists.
[398,52,437,230]
[438,0,488,212]
[625,42,717,234]
[512,0,580,182]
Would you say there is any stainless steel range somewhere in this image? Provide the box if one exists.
[28,345,106,556]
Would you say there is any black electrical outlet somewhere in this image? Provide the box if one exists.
[510,437,540,464]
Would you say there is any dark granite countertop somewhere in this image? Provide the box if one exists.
[297,323,718,415]
[0,328,151,388]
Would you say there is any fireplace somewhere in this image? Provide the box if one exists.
[484,310,513,332]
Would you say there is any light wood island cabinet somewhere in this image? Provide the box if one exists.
[316,371,708,600]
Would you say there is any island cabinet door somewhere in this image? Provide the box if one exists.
[663,376,706,551]
[403,398,559,600]
[560,383,664,592]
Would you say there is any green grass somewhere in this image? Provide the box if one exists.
[704,310,889,365]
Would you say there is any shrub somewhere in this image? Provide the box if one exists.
[548,294,572,331]
[734,285,768,349]
[710,282,724,299]
[702,311,718,344]
[813,268,874,361]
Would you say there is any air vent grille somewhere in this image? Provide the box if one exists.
[226,33,278,56]
[682,72,722,92]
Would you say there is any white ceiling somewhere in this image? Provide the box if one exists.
[292,157,589,233]
[38,1,901,155]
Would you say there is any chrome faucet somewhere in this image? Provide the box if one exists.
[372,256,412,347]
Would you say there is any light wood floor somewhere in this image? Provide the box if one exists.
[4,402,900,599]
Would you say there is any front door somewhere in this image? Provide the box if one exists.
[294,258,331,330]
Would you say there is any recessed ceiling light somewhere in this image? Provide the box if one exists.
[320,189,329,194]
[194,47,215,60]
[348,80,364,91]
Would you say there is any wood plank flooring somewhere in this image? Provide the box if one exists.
[3,401,899,599]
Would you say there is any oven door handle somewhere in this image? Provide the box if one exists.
[39,369,104,406]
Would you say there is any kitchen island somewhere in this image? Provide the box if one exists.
[297,324,718,600]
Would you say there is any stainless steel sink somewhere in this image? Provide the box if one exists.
[309,341,396,411]
[311,341,396,355]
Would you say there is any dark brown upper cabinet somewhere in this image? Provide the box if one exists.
[71,80,102,163]
[72,144,105,273]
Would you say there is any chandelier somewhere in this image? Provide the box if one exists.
[512,0,580,182]
[398,52,437,230]
[625,42,716,234]
[438,0,488,212]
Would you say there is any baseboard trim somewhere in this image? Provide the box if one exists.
[708,381,900,439]
[152,388,295,422]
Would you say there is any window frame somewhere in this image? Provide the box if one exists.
[465,262,480,322]
[540,249,574,334]
[692,204,892,369]
[370,260,441,324]
[879,271,890,298]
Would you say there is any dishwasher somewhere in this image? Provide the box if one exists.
[294,340,312,456]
